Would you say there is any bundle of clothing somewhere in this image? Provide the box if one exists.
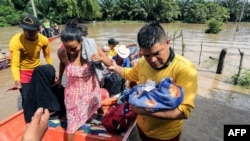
[123,78,184,112]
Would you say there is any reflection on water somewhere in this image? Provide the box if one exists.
[0,22,250,120]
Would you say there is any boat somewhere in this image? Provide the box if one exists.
[0,36,137,141]
[48,34,60,42]
[0,88,137,141]
[0,53,10,70]
[0,57,10,70]
[0,106,136,141]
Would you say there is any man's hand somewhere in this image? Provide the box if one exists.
[131,106,149,115]
[22,107,49,141]
[7,81,22,91]
[107,60,118,71]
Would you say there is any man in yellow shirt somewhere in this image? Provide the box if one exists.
[108,21,198,141]
[8,14,53,110]
[107,38,138,58]
[107,38,119,57]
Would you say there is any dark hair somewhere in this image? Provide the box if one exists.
[65,19,78,28]
[60,27,83,43]
[137,21,167,49]
[65,19,88,37]
[76,24,88,37]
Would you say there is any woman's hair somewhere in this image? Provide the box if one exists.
[64,19,87,37]
[137,21,167,49]
[60,27,83,43]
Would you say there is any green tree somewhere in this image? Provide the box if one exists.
[179,0,196,22]
[0,5,20,27]
[98,0,116,20]
[138,0,180,22]
[0,0,13,5]
[156,0,180,22]
[243,2,250,21]
[192,2,208,23]
[129,4,147,21]
[218,0,243,22]
[34,0,64,24]
[56,0,101,21]
[112,0,146,21]
[138,0,155,21]
[206,2,229,22]
[12,0,29,10]
[178,0,191,21]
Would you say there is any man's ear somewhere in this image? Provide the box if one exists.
[166,39,170,45]
[38,26,41,32]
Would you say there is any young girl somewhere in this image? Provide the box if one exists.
[58,27,112,141]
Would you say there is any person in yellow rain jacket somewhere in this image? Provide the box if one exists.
[8,14,53,111]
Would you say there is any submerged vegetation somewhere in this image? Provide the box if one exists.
[231,70,250,88]
[205,18,224,34]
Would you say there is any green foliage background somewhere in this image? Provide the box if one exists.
[0,0,249,29]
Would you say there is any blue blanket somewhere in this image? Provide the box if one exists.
[123,78,184,112]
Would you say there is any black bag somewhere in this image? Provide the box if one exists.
[103,72,124,96]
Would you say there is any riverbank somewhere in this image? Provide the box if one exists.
[181,69,250,141]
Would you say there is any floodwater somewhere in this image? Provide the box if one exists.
[1,22,250,140]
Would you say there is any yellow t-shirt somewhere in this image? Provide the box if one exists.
[108,45,120,57]
[122,54,198,140]
[9,32,52,81]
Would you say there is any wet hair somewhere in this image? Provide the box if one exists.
[60,27,83,43]
[137,21,167,49]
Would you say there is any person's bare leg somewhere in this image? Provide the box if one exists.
[67,133,74,141]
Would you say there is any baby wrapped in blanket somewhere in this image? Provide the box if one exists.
[123,78,184,112]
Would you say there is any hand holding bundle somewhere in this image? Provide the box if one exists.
[123,78,184,112]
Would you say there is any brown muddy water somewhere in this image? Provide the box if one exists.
[0,22,250,141]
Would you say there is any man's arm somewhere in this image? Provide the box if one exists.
[125,43,137,48]
[96,46,112,66]
[108,60,124,75]
[9,39,22,90]
[132,106,186,120]
[42,42,53,65]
